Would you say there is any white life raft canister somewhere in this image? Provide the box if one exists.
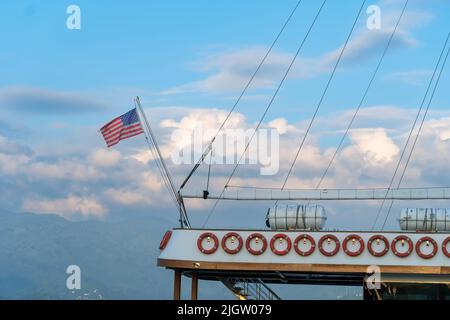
[399,208,450,232]
[266,204,326,231]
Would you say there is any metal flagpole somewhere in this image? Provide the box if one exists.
[134,96,191,228]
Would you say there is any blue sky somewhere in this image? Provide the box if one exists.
[2,1,449,110]
[1,0,450,230]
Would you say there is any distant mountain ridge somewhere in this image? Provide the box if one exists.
[0,210,177,299]
[0,210,358,300]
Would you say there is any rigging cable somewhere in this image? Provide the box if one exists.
[314,0,410,193]
[371,31,450,230]
[135,98,191,227]
[135,102,179,207]
[179,0,304,191]
[201,0,328,227]
[380,37,450,230]
[276,0,367,203]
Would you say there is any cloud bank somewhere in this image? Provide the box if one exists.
[1,104,450,229]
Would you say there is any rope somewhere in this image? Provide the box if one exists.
[179,0,304,191]
[278,0,368,200]
[380,41,450,230]
[371,31,450,230]
[201,0,328,227]
[314,0,410,193]
[136,98,191,227]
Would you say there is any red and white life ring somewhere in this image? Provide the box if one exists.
[443,237,450,258]
[270,234,292,256]
[415,237,438,259]
[343,234,365,257]
[294,234,316,256]
[197,232,219,255]
[159,230,172,250]
[318,234,340,257]
[367,235,389,257]
[246,233,267,255]
[221,232,243,254]
[391,235,413,258]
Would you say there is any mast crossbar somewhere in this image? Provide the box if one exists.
[180,187,450,201]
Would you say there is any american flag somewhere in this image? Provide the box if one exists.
[100,108,144,147]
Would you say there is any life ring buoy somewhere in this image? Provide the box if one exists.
[318,234,340,257]
[294,234,316,256]
[367,235,389,257]
[415,236,438,259]
[443,237,450,258]
[391,235,413,258]
[343,234,365,257]
[221,232,243,254]
[246,233,267,255]
[197,232,219,255]
[159,230,172,250]
[270,234,292,256]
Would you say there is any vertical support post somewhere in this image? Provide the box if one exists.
[174,269,182,300]
[191,273,198,300]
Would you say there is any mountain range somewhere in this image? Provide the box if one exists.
[0,210,360,299]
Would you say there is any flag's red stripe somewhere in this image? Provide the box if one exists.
[119,129,144,140]
[100,118,121,132]
[103,123,142,142]
[106,140,120,147]
[118,130,144,141]
[100,117,120,130]
[103,123,142,140]
[105,130,143,145]
[102,124,125,140]
[101,117,121,129]
[105,129,143,147]
[102,122,140,137]
[101,120,123,135]
[101,124,122,135]
[104,127,143,144]
[121,124,143,134]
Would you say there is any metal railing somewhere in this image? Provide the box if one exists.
[222,278,281,300]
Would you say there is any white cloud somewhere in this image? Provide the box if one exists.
[161,47,291,94]
[268,118,297,135]
[140,171,163,192]
[25,160,101,181]
[0,152,30,175]
[160,108,246,131]
[0,135,31,154]
[103,188,152,206]
[90,149,122,167]
[4,103,450,226]
[103,171,163,206]
[348,128,400,165]
[0,135,32,174]
[161,3,430,95]
[22,196,107,218]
